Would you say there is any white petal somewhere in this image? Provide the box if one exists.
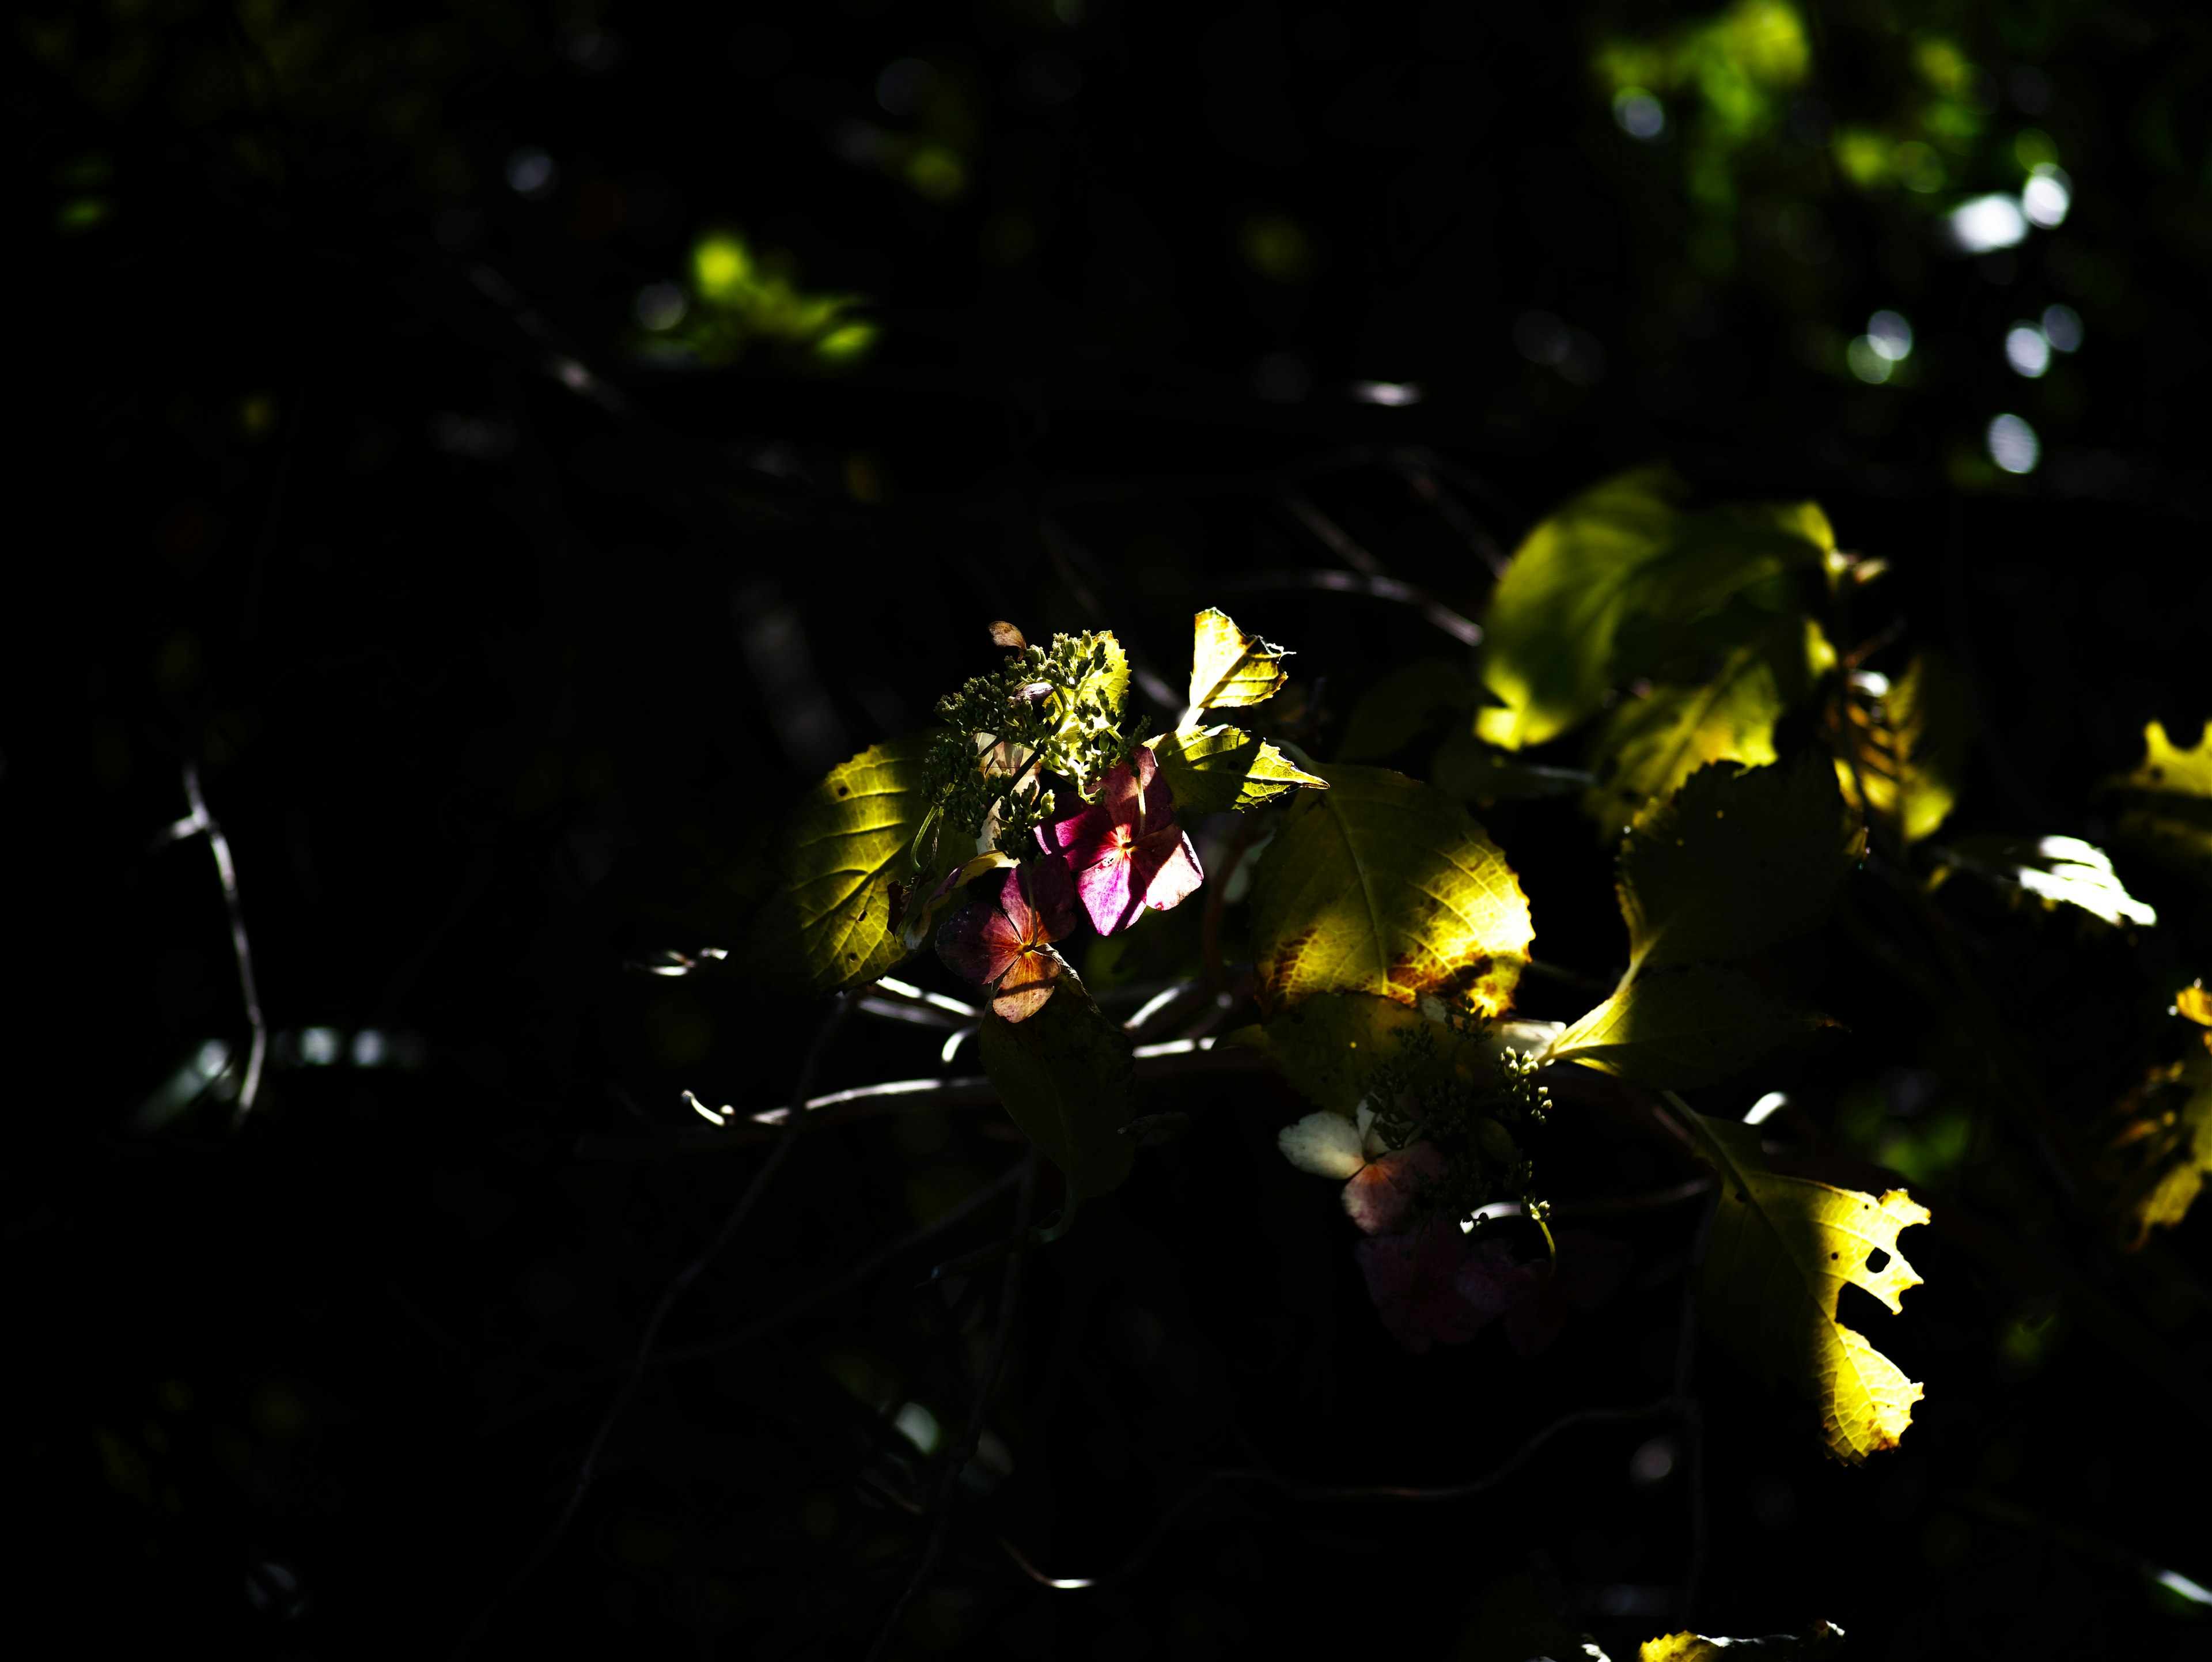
[1278,1112,1367,1179]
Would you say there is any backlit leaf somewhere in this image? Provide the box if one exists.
[1685,1111,1929,1465]
[2099,719,2212,883]
[1250,990,1435,1113]
[1149,724,1325,816]
[1930,835,2157,929]
[976,963,1136,1198]
[744,736,931,993]
[1188,607,1291,713]
[1619,752,1864,978]
[1248,763,1533,1017]
[1338,657,1474,762]
[1827,649,1972,845]
[2096,1046,2212,1250]
[1582,645,1786,838]
[1639,1622,1844,1661]
[1476,466,1832,751]
[1544,965,1833,1089]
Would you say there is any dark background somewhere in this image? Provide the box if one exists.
[9,0,2212,1656]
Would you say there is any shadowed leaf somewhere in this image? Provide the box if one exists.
[1430,726,1593,801]
[1251,990,1435,1112]
[1468,1576,1615,1662]
[1545,965,1834,1089]
[1188,607,1291,713]
[1478,465,1832,751]
[976,964,1135,1198]
[1248,764,1533,1017]
[1619,752,1864,978]
[1827,649,1974,845]
[1583,644,1786,838]
[1639,1622,1844,1661]
[2096,1044,2212,1250]
[1149,724,1325,816]
[2099,719,2212,884]
[1685,1112,1928,1465]
[1338,657,1474,762]
[744,736,932,993]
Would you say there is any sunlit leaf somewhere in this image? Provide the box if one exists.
[1930,835,2157,929]
[1338,657,1474,762]
[1619,753,1864,978]
[1430,726,1593,802]
[1827,649,1974,845]
[1250,990,1436,1112]
[2099,719,2212,883]
[1684,1111,1929,1465]
[1188,607,1291,713]
[1148,724,1325,816]
[1249,764,1533,1017]
[976,964,1136,1198]
[1476,465,1831,751]
[1639,1621,1844,1661]
[1544,965,1834,1089]
[744,736,932,993]
[1582,643,1785,838]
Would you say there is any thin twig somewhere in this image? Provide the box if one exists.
[456,993,858,1659]
[1554,1177,1714,1219]
[997,1396,1679,1590]
[158,763,269,1124]
[1214,569,1480,646]
[1284,491,1387,576]
[868,1156,1038,1659]
[1391,453,1510,579]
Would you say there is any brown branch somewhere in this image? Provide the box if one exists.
[1214,569,1480,648]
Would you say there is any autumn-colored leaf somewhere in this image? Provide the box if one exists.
[1148,723,1325,816]
[1187,606,1291,714]
[2095,1046,2212,1250]
[744,736,932,993]
[976,966,1136,1198]
[1827,649,1974,845]
[1618,752,1863,979]
[2099,718,2212,884]
[1685,1111,1929,1464]
[1544,965,1834,1089]
[1248,763,1533,1017]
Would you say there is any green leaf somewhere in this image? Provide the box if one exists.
[1337,657,1474,762]
[2099,719,2212,884]
[976,965,1136,1198]
[1248,763,1533,1017]
[744,736,932,993]
[1251,991,1433,1113]
[1544,965,1833,1089]
[1466,1576,1615,1662]
[1582,644,1786,838]
[1930,835,2157,929]
[1149,724,1325,816]
[1430,726,1593,801]
[1682,1111,1929,1465]
[1476,465,1832,751]
[1188,607,1291,713]
[1619,752,1865,978]
[1828,649,1974,845]
[1639,1622,1844,1661]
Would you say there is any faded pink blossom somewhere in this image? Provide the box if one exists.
[1342,1141,1448,1236]
[1036,748,1203,936]
[935,861,1081,1022]
[1453,1230,1633,1358]
[1353,1219,1482,1354]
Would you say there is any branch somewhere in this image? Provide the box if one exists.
[868,1156,1038,1659]
[158,763,269,1124]
[1214,569,1480,648]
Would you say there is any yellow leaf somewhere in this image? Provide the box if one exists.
[2177,982,2212,1028]
[1827,649,1974,845]
[1148,724,1324,815]
[2096,1048,2212,1249]
[2099,719,2212,883]
[1639,1621,1844,1660]
[1684,1112,1929,1464]
[1248,764,1533,1017]
[744,737,931,993]
[1187,607,1291,713]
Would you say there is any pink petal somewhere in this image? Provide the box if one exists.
[1452,1239,1539,1323]
[1354,1220,1480,1354]
[1340,1142,1447,1236]
[935,903,1023,987]
[991,982,1058,1022]
[1128,826,1205,917]
[1073,854,1135,937]
[1022,857,1081,941]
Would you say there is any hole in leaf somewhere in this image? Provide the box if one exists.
[1866,1247,1891,1273]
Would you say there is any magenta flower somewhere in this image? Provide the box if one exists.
[1353,1218,1483,1354]
[1036,747,1204,936]
[1452,1229,1633,1358]
[935,861,1081,1022]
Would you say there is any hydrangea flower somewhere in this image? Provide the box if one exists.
[1036,747,1203,936]
[934,860,1081,1021]
[1453,1229,1633,1358]
[1278,1105,1448,1235]
[1354,1219,1483,1354]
